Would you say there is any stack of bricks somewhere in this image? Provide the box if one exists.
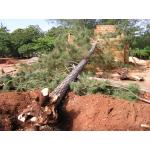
[94,25,116,35]
[94,25,127,62]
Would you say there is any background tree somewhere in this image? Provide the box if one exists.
[115,19,141,63]
[11,25,44,57]
[0,24,12,57]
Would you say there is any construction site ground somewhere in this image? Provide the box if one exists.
[100,67,150,92]
[1,58,150,131]
[0,91,150,131]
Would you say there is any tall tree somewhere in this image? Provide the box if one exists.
[0,24,12,57]
[116,19,141,63]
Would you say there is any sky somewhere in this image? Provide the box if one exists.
[0,19,150,33]
[0,19,56,32]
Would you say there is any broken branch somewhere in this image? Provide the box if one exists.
[88,77,150,104]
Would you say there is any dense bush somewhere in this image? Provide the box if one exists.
[0,26,12,57]
[0,25,55,58]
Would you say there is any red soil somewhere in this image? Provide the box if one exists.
[62,92,150,131]
[0,91,150,131]
[0,91,36,130]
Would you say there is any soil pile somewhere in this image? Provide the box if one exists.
[0,91,150,131]
[0,91,36,130]
[62,92,150,131]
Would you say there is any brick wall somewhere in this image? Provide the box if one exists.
[94,25,116,35]
[94,25,128,63]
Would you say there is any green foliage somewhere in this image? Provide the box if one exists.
[70,73,107,95]
[144,46,150,50]
[0,20,95,91]
[70,73,140,101]
[0,25,12,57]
[33,36,54,53]
[113,84,140,101]
[91,49,117,70]
[0,20,145,96]
[0,24,55,58]
[47,26,67,38]
[17,36,54,58]
[1,61,67,91]
[11,25,45,57]
[0,75,15,90]
[131,49,150,59]
[99,19,121,25]
[49,20,92,63]
[18,43,36,58]
[11,25,43,48]
[130,22,150,49]
[117,20,140,45]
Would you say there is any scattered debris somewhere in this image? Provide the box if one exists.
[117,68,144,81]
[140,124,150,129]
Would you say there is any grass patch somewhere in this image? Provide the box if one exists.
[70,73,140,102]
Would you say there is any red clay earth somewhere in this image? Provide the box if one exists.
[0,91,37,130]
[1,91,150,131]
[61,92,150,131]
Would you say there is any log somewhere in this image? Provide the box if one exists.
[49,43,97,104]
[18,42,97,130]
[127,75,144,81]
[117,68,144,81]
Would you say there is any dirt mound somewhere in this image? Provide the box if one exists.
[1,91,150,131]
[0,91,36,130]
[62,92,150,131]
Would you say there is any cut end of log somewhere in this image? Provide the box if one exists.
[41,88,49,96]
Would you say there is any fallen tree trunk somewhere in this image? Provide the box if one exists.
[49,43,97,105]
[88,77,150,104]
[18,42,97,131]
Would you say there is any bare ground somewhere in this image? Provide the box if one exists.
[61,92,150,131]
[1,58,150,131]
[0,91,150,131]
[0,57,38,77]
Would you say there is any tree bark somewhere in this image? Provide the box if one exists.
[49,42,97,104]
[124,43,129,63]
[18,42,97,130]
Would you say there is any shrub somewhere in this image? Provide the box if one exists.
[113,84,140,101]
[144,46,150,50]
[131,49,150,59]
[70,72,114,96]
[0,75,15,90]
[18,43,36,58]
[70,73,140,101]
